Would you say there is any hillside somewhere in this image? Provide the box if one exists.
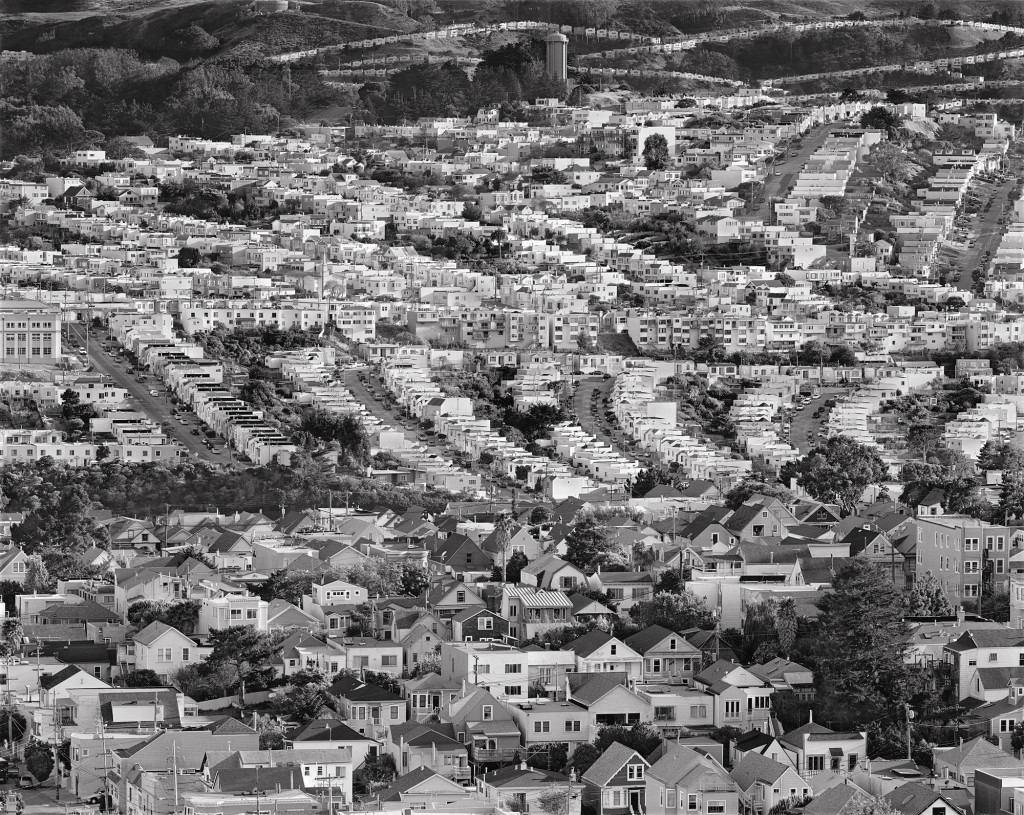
[6,0,1024,61]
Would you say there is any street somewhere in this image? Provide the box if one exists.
[753,123,839,221]
[64,323,233,468]
[787,389,847,453]
[341,367,514,500]
[954,174,1016,291]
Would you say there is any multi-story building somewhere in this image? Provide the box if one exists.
[0,299,61,365]
[913,516,1016,605]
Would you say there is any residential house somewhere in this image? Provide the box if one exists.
[645,743,740,815]
[588,572,655,613]
[509,699,590,757]
[119,622,209,683]
[196,595,269,635]
[331,677,407,740]
[375,767,475,809]
[581,742,651,815]
[933,735,1024,785]
[451,608,510,643]
[779,723,867,776]
[441,686,521,767]
[502,586,574,642]
[567,673,653,729]
[387,721,471,782]
[730,753,809,815]
[424,579,486,620]
[521,554,588,592]
[883,783,966,815]
[692,661,774,731]
[477,767,582,815]
[562,631,644,680]
[284,718,377,767]
[625,625,704,685]
[404,672,462,723]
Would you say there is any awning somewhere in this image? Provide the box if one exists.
[830,747,845,757]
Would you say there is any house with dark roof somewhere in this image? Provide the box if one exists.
[570,593,616,625]
[730,752,808,815]
[732,730,796,770]
[39,665,110,708]
[749,658,815,702]
[55,643,114,682]
[285,717,376,767]
[692,661,774,730]
[404,672,461,723]
[884,782,965,815]
[478,766,581,814]
[944,629,1024,702]
[802,783,870,815]
[581,742,650,815]
[332,679,407,739]
[440,686,521,767]
[624,625,703,685]
[778,722,867,777]
[724,499,799,543]
[679,506,735,551]
[566,673,651,729]
[38,598,121,626]
[962,695,1024,752]
[451,607,509,643]
[644,743,739,815]
[587,572,655,613]
[374,767,473,805]
[387,721,470,782]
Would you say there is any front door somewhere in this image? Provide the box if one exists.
[630,790,644,814]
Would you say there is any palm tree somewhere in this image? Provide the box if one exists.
[495,512,515,582]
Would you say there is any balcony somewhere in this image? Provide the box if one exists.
[472,747,520,763]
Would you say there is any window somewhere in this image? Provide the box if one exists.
[157,648,171,662]
[181,648,190,662]
[687,793,696,811]
[610,645,617,656]
[708,803,726,814]
[390,705,399,719]
[565,720,581,732]
[807,756,825,772]
[690,705,707,718]
[230,609,242,619]
[246,608,258,619]
[990,653,999,662]
[627,764,645,781]
[382,655,397,667]
[456,591,466,603]
[725,700,740,719]
[505,686,522,696]
[506,664,521,673]
[482,705,493,721]
[535,721,550,733]
[480,617,493,631]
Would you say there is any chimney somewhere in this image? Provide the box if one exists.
[808,710,813,724]
[956,606,966,626]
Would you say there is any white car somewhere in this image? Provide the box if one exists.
[149,390,159,396]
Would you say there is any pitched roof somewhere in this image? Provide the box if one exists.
[623,625,681,655]
[730,752,791,791]
[378,767,453,800]
[779,722,835,750]
[884,783,950,815]
[935,735,1020,767]
[803,784,870,815]
[286,718,371,743]
[569,674,630,705]
[561,630,617,657]
[581,743,645,786]
[40,665,85,690]
[133,621,190,646]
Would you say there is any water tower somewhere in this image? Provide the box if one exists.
[544,31,568,82]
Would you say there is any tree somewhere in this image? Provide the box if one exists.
[907,425,943,463]
[859,107,902,136]
[24,740,53,782]
[869,142,914,186]
[724,479,794,510]
[462,202,483,222]
[494,512,515,582]
[177,247,202,268]
[255,713,287,750]
[1012,722,1024,758]
[628,592,715,632]
[177,544,214,569]
[816,558,914,725]
[642,134,670,171]
[576,331,595,353]
[400,563,430,597]
[779,437,888,515]
[0,707,26,746]
[538,784,572,815]
[1000,468,1024,521]
[529,506,551,525]
[630,468,675,498]
[564,514,623,571]
[568,742,600,774]
[24,555,52,594]
[282,682,329,724]
[288,668,329,689]
[344,558,405,597]
[0,619,23,661]
[492,551,528,583]
[207,626,276,708]
[122,669,162,688]
[775,597,798,658]
[907,571,952,616]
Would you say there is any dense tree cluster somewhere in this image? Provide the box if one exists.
[0,48,334,158]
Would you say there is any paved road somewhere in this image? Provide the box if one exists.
[752,124,839,221]
[342,367,513,500]
[955,176,1016,291]
[787,388,848,453]
[571,376,649,466]
[66,324,233,467]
